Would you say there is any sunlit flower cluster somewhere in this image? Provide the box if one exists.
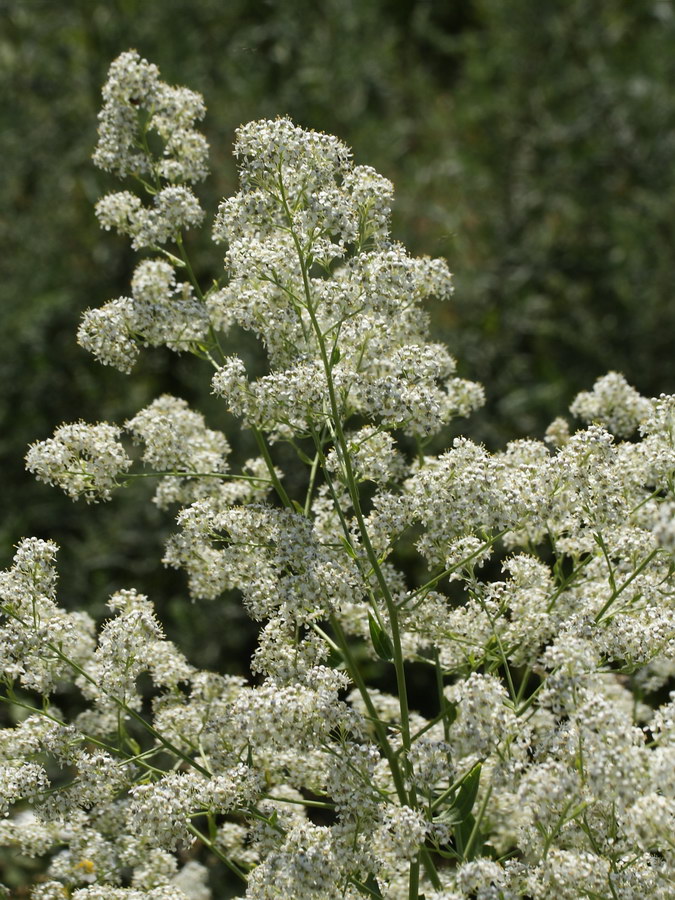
[4,52,675,900]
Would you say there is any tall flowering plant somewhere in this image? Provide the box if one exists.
[2,52,675,899]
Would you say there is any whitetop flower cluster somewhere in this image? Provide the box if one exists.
[93,49,209,184]
[5,51,675,900]
[25,422,131,502]
[208,116,484,438]
[78,257,210,374]
[570,370,652,437]
[92,50,207,254]
[24,397,250,507]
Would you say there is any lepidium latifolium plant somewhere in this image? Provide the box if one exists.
[2,50,675,899]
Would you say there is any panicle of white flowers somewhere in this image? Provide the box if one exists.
[93,50,208,184]
[126,394,230,507]
[210,117,483,439]
[129,259,209,347]
[80,51,211,379]
[9,51,675,900]
[245,820,361,900]
[76,297,139,373]
[25,422,131,501]
[372,805,428,878]
[79,259,210,373]
[326,425,407,485]
[543,414,570,447]
[95,186,205,250]
[164,502,360,619]
[570,371,651,437]
[0,539,96,695]
[0,762,50,818]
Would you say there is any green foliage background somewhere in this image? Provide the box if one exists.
[2,0,675,892]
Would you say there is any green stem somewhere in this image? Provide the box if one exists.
[187,823,248,882]
[434,650,450,743]
[594,531,617,594]
[419,847,442,891]
[304,448,321,516]
[329,616,408,806]
[408,857,420,900]
[176,232,205,302]
[252,426,293,509]
[279,175,415,773]
[462,783,492,860]
[277,172,441,896]
[124,469,270,483]
[264,794,335,810]
[174,232,227,364]
[594,548,659,622]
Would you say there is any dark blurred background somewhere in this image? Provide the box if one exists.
[3,0,675,658]
[2,0,675,892]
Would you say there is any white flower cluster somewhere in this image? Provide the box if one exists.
[79,51,213,375]
[92,50,207,251]
[164,503,360,619]
[95,187,205,251]
[25,422,131,501]
[26,396,271,509]
[0,538,95,695]
[93,49,209,183]
[126,394,231,507]
[78,259,210,373]
[209,118,483,438]
[570,371,651,436]
[8,51,675,900]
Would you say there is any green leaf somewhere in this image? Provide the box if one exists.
[291,500,305,516]
[340,536,357,559]
[454,812,476,857]
[452,762,482,821]
[434,805,464,826]
[368,612,394,661]
[330,345,341,366]
[443,698,457,726]
[359,875,383,899]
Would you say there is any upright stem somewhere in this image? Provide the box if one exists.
[252,426,293,510]
[277,175,427,896]
[329,616,408,805]
[279,178,414,765]
[175,186,436,897]
[176,232,204,301]
[408,858,420,900]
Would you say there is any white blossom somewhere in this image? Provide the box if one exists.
[10,50,675,900]
[26,422,131,501]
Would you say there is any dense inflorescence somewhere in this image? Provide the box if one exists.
[3,52,675,899]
